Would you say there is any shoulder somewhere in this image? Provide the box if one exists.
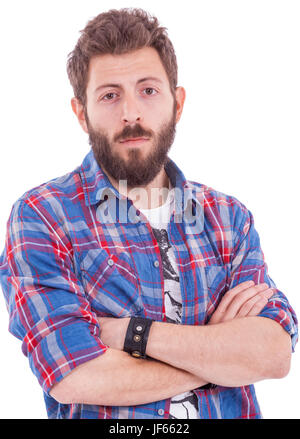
[9,167,82,226]
[188,180,248,213]
[20,166,81,202]
[187,180,252,235]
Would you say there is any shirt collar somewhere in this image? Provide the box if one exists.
[80,148,204,231]
[164,157,204,212]
[164,158,205,233]
[80,149,124,207]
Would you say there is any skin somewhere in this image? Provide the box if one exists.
[98,282,291,388]
[50,47,292,405]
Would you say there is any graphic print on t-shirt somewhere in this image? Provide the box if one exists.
[151,227,199,419]
[152,227,181,324]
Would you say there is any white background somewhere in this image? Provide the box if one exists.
[0,0,299,419]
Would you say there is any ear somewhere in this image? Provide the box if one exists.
[174,86,186,123]
[71,97,89,133]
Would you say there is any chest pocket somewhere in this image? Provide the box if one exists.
[80,248,143,317]
[203,264,229,322]
[187,263,229,325]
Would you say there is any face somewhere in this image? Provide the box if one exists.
[72,47,185,187]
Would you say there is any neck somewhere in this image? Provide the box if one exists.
[104,166,170,210]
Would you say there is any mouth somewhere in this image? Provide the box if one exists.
[119,137,150,146]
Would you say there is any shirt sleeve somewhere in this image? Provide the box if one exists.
[228,198,298,352]
[0,197,108,395]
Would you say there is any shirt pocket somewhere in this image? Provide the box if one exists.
[193,264,229,324]
[80,248,144,317]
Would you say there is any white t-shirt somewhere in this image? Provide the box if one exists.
[139,188,200,419]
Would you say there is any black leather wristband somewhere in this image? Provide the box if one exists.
[123,317,153,359]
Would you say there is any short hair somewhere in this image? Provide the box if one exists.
[67,8,178,107]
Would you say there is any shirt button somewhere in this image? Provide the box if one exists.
[153,260,160,268]
[157,408,165,416]
[107,258,114,266]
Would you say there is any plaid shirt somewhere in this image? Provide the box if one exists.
[0,149,297,419]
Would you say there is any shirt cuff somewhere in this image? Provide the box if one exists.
[25,319,108,395]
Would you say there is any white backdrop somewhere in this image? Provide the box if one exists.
[0,0,299,419]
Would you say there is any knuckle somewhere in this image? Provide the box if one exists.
[226,288,236,299]
[241,302,252,313]
[252,298,268,311]
[255,283,268,290]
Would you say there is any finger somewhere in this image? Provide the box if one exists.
[216,280,255,313]
[237,288,274,317]
[248,288,274,316]
[247,297,269,316]
[223,283,270,320]
[209,281,259,324]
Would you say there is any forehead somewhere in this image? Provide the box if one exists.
[86,47,170,90]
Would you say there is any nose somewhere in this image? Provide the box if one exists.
[121,93,142,125]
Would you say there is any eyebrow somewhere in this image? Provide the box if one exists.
[93,77,163,94]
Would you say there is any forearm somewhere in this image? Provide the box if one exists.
[146,317,292,387]
[50,347,207,406]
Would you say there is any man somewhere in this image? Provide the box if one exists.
[0,8,297,419]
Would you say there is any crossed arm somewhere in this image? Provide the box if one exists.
[50,281,292,405]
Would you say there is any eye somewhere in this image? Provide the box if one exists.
[143,87,157,96]
[102,92,118,101]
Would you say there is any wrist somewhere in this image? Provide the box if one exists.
[123,317,154,358]
[98,316,130,350]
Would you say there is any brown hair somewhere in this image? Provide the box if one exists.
[66,8,178,108]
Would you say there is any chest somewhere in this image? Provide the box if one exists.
[71,203,230,324]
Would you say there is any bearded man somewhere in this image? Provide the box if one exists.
[0,8,297,420]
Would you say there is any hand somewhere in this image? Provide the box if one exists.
[98,316,130,350]
[208,280,275,325]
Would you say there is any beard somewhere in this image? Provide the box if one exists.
[86,101,177,188]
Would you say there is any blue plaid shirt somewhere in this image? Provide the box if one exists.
[0,149,297,419]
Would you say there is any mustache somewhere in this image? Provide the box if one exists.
[114,124,153,142]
